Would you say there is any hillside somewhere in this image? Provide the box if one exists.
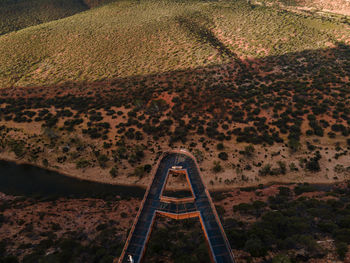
[0,0,88,36]
[0,0,348,190]
[1,1,350,262]
[0,0,349,88]
[261,0,350,15]
[0,0,113,36]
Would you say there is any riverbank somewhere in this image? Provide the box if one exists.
[0,158,145,199]
[0,154,347,196]
[0,152,148,191]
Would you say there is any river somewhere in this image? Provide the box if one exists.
[0,160,145,199]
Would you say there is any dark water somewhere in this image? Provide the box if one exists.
[0,160,145,199]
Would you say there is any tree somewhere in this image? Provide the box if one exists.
[9,140,25,158]
[193,149,204,163]
[305,157,320,172]
[42,159,48,167]
[76,159,90,169]
[259,164,271,176]
[244,237,267,257]
[218,152,228,161]
[212,161,223,173]
[98,154,109,168]
[336,242,348,261]
[144,164,152,173]
[244,145,255,157]
[289,162,298,171]
[277,161,286,174]
[134,166,145,178]
[216,143,224,150]
[288,138,300,152]
[109,166,118,178]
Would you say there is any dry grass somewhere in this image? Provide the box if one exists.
[0,0,348,88]
[0,0,89,35]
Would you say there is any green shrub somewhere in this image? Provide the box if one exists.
[144,164,152,173]
[243,145,255,157]
[76,159,90,169]
[244,237,267,257]
[133,166,145,178]
[109,166,118,177]
[216,143,224,150]
[259,164,271,176]
[8,140,26,158]
[305,158,320,172]
[212,161,223,173]
[218,152,228,161]
[97,154,109,168]
[336,242,348,261]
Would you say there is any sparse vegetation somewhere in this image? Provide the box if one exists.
[1,0,349,262]
[225,183,350,261]
[0,0,349,88]
[144,217,210,263]
[212,161,223,173]
[0,0,348,221]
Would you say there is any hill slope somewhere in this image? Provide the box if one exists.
[0,0,89,36]
[0,0,349,88]
[0,0,113,36]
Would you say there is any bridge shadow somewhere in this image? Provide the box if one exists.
[1,44,349,126]
[176,12,238,60]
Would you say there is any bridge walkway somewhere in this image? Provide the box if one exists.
[119,152,235,263]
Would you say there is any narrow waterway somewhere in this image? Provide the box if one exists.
[0,160,145,199]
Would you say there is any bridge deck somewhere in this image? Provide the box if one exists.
[119,151,235,263]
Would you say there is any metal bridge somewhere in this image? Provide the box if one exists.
[118,150,235,263]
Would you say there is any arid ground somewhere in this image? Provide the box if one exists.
[2,182,350,262]
[0,0,349,190]
[0,0,350,261]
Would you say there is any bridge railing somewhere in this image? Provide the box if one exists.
[118,152,169,263]
[118,149,235,263]
[172,149,236,263]
[160,196,195,203]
